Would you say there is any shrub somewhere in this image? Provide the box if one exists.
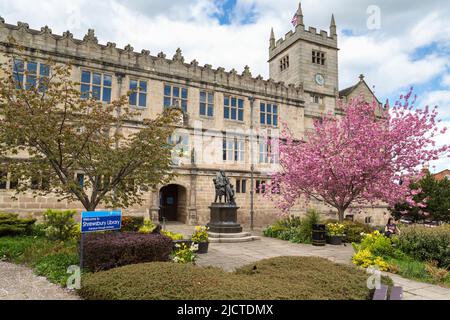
[263,224,288,238]
[121,216,144,232]
[397,225,450,268]
[42,209,77,241]
[82,232,173,272]
[354,230,394,257]
[342,220,374,243]
[35,252,79,286]
[161,229,184,240]
[0,213,36,237]
[138,219,156,234]
[326,222,345,236]
[352,249,390,271]
[80,256,390,300]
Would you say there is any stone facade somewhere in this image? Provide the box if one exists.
[0,5,388,227]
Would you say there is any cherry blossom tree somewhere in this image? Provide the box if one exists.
[265,90,449,221]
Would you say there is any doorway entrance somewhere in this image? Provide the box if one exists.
[159,184,187,223]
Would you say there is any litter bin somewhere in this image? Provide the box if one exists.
[312,224,326,246]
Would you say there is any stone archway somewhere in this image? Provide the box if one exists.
[159,184,188,223]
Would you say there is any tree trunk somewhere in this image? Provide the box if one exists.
[337,208,345,222]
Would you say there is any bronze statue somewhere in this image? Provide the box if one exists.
[213,170,236,205]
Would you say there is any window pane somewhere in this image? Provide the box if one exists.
[103,75,112,87]
[238,110,244,121]
[93,73,101,85]
[242,180,246,193]
[25,75,36,90]
[182,88,188,99]
[273,105,278,114]
[164,85,171,96]
[13,59,24,73]
[181,100,187,112]
[129,92,137,106]
[40,64,50,77]
[208,93,214,104]
[224,106,229,119]
[200,91,206,102]
[267,104,272,113]
[92,85,101,100]
[139,81,147,92]
[273,115,278,126]
[130,80,138,90]
[27,62,37,74]
[260,113,265,124]
[231,98,236,107]
[207,105,214,117]
[164,97,171,107]
[173,87,180,97]
[267,115,272,125]
[224,96,229,106]
[81,84,90,99]
[231,108,236,120]
[81,71,91,84]
[238,99,244,109]
[139,93,147,107]
[103,87,111,102]
[200,103,206,116]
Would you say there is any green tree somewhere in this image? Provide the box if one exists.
[0,44,181,211]
[389,172,450,223]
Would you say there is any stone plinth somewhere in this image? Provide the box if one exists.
[207,203,242,234]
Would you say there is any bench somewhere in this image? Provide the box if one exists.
[372,285,403,300]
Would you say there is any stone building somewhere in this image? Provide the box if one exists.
[0,3,387,227]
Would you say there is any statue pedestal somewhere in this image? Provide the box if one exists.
[207,203,242,234]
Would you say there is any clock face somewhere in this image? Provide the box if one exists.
[315,73,325,86]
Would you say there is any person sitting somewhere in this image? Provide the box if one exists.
[384,218,401,237]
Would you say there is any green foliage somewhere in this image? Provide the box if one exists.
[397,225,450,268]
[264,210,322,244]
[353,230,394,257]
[0,213,36,237]
[389,172,450,222]
[171,243,198,264]
[138,219,156,234]
[121,216,144,232]
[35,252,79,286]
[161,229,184,240]
[42,209,77,241]
[80,256,387,300]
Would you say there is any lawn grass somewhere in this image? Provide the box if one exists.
[0,236,79,286]
[80,256,393,300]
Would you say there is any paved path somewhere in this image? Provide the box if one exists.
[0,262,79,300]
[167,223,450,300]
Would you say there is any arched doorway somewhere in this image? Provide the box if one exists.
[159,184,187,223]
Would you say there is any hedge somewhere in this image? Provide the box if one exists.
[80,256,393,300]
[121,216,145,232]
[0,213,36,237]
[82,232,173,272]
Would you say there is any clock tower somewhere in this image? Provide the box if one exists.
[268,2,339,116]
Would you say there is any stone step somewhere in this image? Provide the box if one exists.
[208,232,252,238]
[209,236,261,243]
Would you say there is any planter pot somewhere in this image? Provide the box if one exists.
[195,241,209,254]
[329,235,343,245]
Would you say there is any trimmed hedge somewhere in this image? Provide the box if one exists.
[0,213,36,237]
[80,256,392,300]
[82,232,173,272]
[397,225,450,268]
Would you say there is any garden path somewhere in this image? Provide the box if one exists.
[0,262,79,300]
[167,222,450,300]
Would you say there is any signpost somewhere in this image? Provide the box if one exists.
[80,210,122,270]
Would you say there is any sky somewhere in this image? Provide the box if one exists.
[0,0,449,171]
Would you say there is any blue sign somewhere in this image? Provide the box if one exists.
[81,211,122,233]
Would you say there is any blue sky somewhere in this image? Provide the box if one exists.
[0,0,449,171]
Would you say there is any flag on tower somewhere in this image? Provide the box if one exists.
[291,13,298,27]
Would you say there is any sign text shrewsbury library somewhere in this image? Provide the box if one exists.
[81,211,122,233]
